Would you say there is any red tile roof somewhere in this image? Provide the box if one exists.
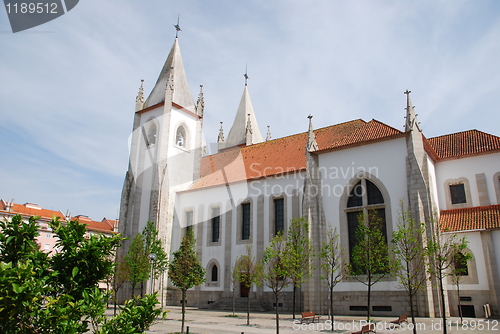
[0,202,64,220]
[440,205,500,232]
[193,119,404,190]
[73,215,115,233]
[0,200,114,234]
[428,130,500,161]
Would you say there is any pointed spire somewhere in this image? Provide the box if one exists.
[225,85,263,148]
[144,38,195,111]
[196,85,204,116]
[135,79,145,111]
[266,125,271,141]
[306,115,319,152]
[217,122,225,143]
[404,90,421,132]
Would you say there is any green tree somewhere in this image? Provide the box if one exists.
[168,229,206,334]
[391,204,429,334]
[286,217,313,319]
[112,254,130,315]
[427,218,469,334]
[142,221,168,284]
[125,233,150,299]
[234,244,261,325]
[319,227,345,323]
[262,234,291,334]
[451,251,472,325]
[0,214,164,334]
[349,211,391,321]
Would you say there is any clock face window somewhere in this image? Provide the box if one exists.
[176,126,186,147]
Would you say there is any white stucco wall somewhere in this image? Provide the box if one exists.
[434,153,500,210]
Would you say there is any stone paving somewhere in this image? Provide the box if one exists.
[132,306,500,334]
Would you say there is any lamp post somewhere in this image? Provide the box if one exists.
[148,253,157,294]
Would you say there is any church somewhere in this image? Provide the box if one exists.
[118,34,500,319]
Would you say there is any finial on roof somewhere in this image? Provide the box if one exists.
[218,122,225,143]
[306,115,318,152]
[245,113,253,146]
[404,89,422,132]
[244,65,249,86]
[135,79,145,111]
[266,125,271,141]
[196,85,204,116]
[136,79,145,103]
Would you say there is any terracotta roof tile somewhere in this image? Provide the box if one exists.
[321,119,404,151]
[0,202,64,220]
[440,205,500,232]
[0,200,114,234]
[428,130,500,160]
[193,119,402,190]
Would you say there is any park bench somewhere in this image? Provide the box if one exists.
[390,314,408,326]
[300,311,321,324]
[352,323,376,334]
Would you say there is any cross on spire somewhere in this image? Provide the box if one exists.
[174,15,182,38]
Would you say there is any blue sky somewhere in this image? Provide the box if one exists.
[1,0,500,220]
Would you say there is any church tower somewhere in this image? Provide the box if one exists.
[220,74,263,151]
[118,34,204,297]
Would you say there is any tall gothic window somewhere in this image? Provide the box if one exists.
[212,207,220,243]
[274,198,284,236]
[211,264,218,282]
[242,203,251,240]
[346,179,387,262]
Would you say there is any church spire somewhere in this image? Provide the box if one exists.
[306,115,319,152]
[404,90,421,132]
[224,80,263,149]
[144,37,195,111]
[135,79,145,112]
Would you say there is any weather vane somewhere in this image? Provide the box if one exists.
[174,14,181,38]
[244,65,249,86]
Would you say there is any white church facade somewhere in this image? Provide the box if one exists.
[119,35,500,318]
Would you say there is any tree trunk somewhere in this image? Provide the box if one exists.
[409,291,417,334]
[292,285,296,319]
[439,275,447,334]
[457,281,463,324]
[181,289,186,334]
[367,276,372,321]
[232,285,236,316]
[275,292,280,334]
[247,285,251,326]
[330,286,334,322]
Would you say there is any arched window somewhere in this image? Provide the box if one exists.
[147,124,157,147]
[346,179,387,264]
[176,126,186,147]
[211,264,218,282]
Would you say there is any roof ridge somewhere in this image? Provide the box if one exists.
[428,129,499,140]
[441,204,500,213]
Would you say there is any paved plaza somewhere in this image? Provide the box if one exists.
[132,306,500,334]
